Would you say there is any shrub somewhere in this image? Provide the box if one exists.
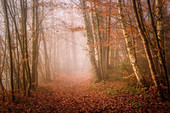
[120,61,133,75]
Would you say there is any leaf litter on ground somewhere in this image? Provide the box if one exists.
[0,74,169,112]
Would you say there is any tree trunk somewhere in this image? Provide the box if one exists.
[42,30,51,81]
[155,0,169,93]
[147,0,169,94]
[81,0,101,80]
[32,0,39,90]
[1,0,15,101]
[132,0,165,100]
[117,0,146,87]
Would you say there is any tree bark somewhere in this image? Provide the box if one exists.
[81,0,101,80]
[117,0,146,87]
[32,0,39,90]
[132,0,165,100]
[147,0,169,93]
[1,0,15,101]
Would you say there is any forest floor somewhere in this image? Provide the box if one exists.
[0,73,170,113]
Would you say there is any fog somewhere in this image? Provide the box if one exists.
[38,0,91,78]
[0,0,91,90]
[0,0,170,112]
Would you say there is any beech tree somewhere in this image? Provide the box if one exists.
[117,0,146,87]
[80,0,169,100]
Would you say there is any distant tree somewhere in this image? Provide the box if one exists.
[1,0,15,101]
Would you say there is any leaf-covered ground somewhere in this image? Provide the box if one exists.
[0,74,170,112]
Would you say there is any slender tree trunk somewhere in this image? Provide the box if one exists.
[155,0,169,93]
[147,0,169,94]
[107,0,111,69]
[81,0,101,80]
[95,9,103,80]
[42,29,51,81]
[118,0,146,87]
[132,0,165,100]
[20,0,32,96]
[1,0,15,101]
[0,34,7,102]
[32,0,39,90]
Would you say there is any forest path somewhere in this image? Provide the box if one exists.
[1,74,169,112]
[32,74,122,112]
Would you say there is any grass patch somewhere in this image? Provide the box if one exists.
[108,74,123,81]
[89,81,143,97]
[118,85,142,95]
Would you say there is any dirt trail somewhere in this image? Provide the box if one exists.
[1,74,169,112]
[34,75,115,112]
